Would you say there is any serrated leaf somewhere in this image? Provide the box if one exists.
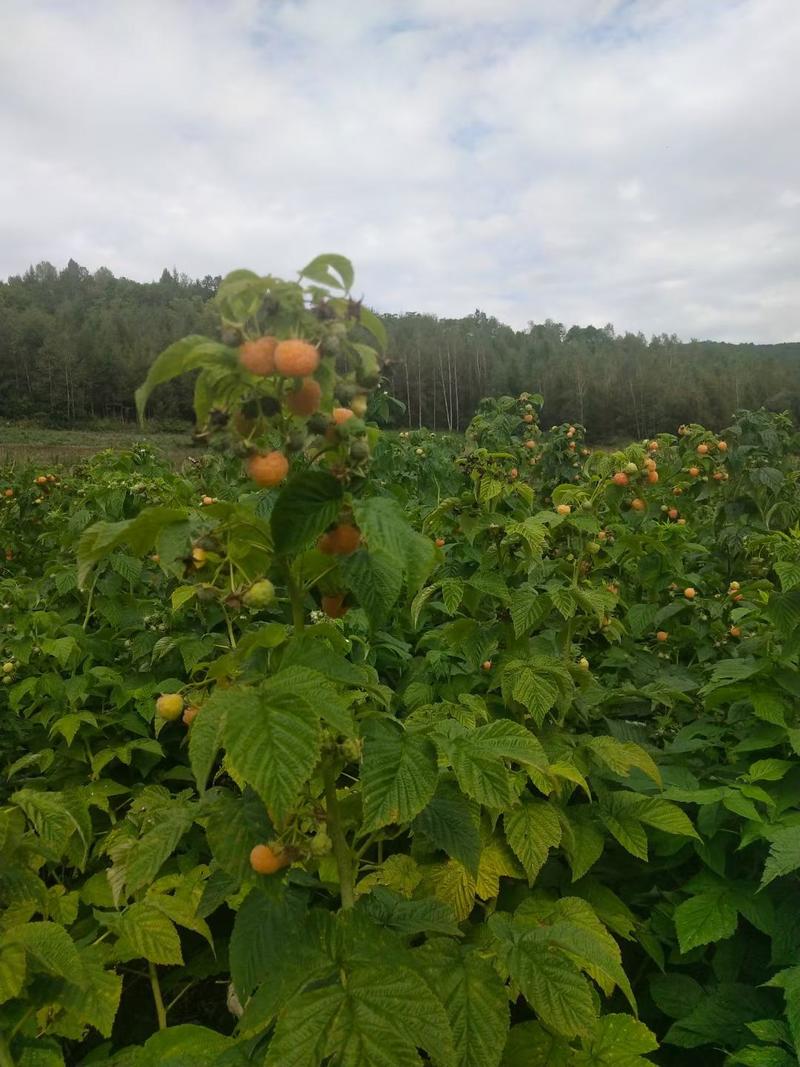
[674,890,738,953]
[416,939,510,1067]
[299,253,354,291]
[342,549,403,626]
[504,798,562,884]
[509,590,551,638]
[413,779,482,875]
[223,670,332,821]
[102,901,183,965]
[0,941,26,1003]
[264,957,456,1067]
[6,921,84,982]
[587,737,662,787]
[354,496,435,593]
[761,827,800,887]
[136,335,235,421]
[576,1013,658,1066]
[361,719,439,831]
[188,691,232,792]
[230,886,307,1000]
[509,939,596,1038]
[77,506,188,587]
[271,472,343,555]
[441,578,465,615]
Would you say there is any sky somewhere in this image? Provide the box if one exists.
[0,0,798,342]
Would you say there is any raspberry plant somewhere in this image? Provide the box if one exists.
[1,257,800,1066]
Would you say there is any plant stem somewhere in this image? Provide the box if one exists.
[286,565,305,633]
[324,762,354,910]
[82,574,98,631]
[0,1035,16,1067]
[149,961,168,1031]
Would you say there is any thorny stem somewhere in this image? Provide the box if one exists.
[324,762,354,910]
[149,961,168,1031]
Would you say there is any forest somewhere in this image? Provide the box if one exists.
[1,259,799,439]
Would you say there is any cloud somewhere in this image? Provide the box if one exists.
[0,0,798,341]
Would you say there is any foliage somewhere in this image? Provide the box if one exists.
[1,256,800,1066]
[4,260,800,437]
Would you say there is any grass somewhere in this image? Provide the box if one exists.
[0,424,200,467]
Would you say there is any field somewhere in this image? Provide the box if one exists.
[0,425,200,468]
[2,257,800,1067]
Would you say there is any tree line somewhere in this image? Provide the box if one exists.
[1,259,798,440]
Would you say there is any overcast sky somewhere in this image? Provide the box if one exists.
[1,0,798,341]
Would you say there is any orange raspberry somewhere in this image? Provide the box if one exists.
[332,407,355,425]
[285,378,322,416]
[247,451,289,487]
[239,336,278,376]
[274,339,320,377]
[321,593,348,618]
[319,524,361,556]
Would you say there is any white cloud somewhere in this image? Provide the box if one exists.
[0,0,798,341]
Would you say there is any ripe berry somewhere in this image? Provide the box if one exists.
[648,440,659,451]
[285,378,322,416]
[631,498,646,511]
[684,587,696,599]
[523,413,533,423]
[481,660,492,671]
[239,336,278,376]
[435,537,446,548]
[182,705,200,726]
[668,508,679,520]
[525,440,536,450]
[332,407,355,425]
[697,443,709,455]
[612,472,629,487]
[647,470,659,484]
[717,440,728,452]
[656,631,669,642]
[321,593,348,618]
[274,339,320,377]
[247,451,289,488]
[555,504,571,516]
[688,467,700,477]
[729,625,742,638]
[156,693,184,721]
[509,468,519,479]
[250,843,289,875]
[319,524,361,556]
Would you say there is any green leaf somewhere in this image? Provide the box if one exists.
[502,1021,572,1067]
[299,253,354,291]
[0,941,26,1003]
[761,827,800,887]
[353,496,436,594]
[766,589,800,637]
[134,1024,248,1067]
[271,472,343,555]
[674,890,738,953]
[561,808,606,881]
[509,590,551,638]
[101,901,183,965]
[587,737,662,787]
[449,721,543,809]
[359,306,388,352]
[135,335,235,422]
[77,506,188,587]
[264,957,456,1067]
[230,886,306,1000]
[188,690,231,793]
[509,938,596,1038]
[361,719,439,831]
[576,1014,658,1066]
[441,578,465,615]
[222,671,325,822]
[416,939,510,1067]
[413,778,482,875]
[60,946,123,1038]
[5,921,84,982]
[504,798,562,884]
[501,659,568,725]
[342,549,403,626]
